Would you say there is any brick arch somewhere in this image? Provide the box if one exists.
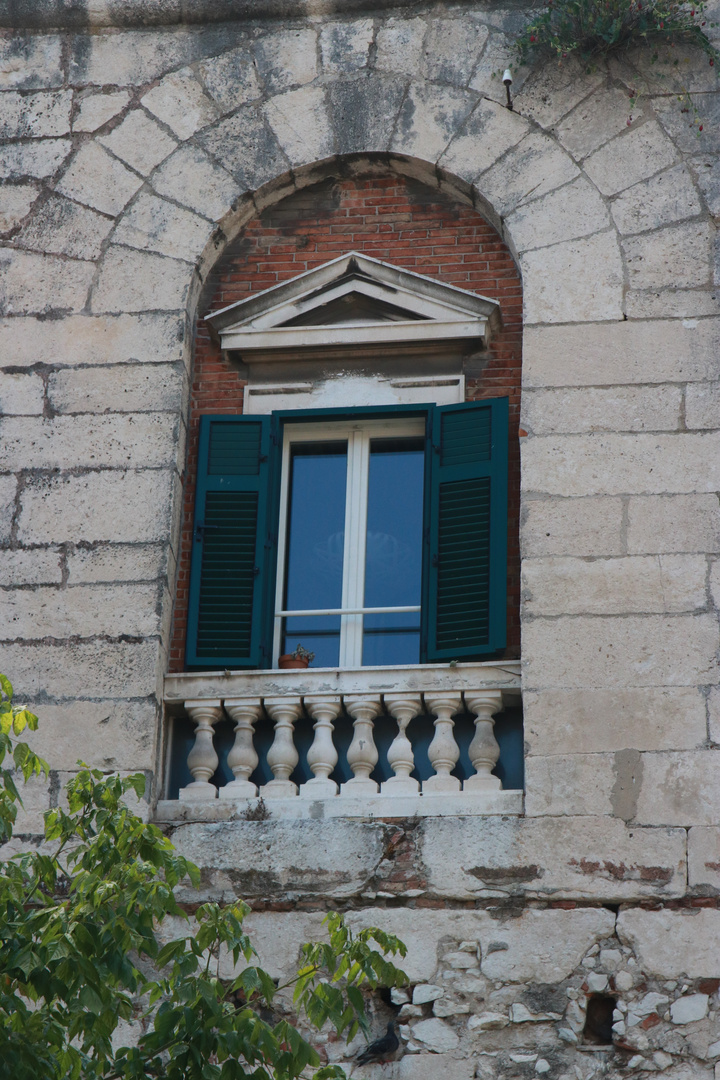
[169,165,523,671]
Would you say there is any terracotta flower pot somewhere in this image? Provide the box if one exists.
[278,655,310,669]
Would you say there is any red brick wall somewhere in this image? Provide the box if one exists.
[169,174,522,670]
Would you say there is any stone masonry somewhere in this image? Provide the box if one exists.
[0,1,719,1078]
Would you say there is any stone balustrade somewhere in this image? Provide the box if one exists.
[159,663,522,819]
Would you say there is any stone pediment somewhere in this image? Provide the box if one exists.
[205,252,501,358]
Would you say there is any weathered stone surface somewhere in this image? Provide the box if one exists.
[0,414,178,470]
[507,177,610,252]
[264,86,334,165]
[421,16,489,87]
[525,612,718,689]
[524,754,615,817]
[328,74,406,156]
[375,17,425,76]
[0,138,71,180]
[0,89,72,137]
[0,312,184,368]
[522,386,681,434]
[628,494,720,554]
[513,57,603,129]
[524,687,708,755]
[618,909,720,977]
[2,639,160,699]
[520,496,623,557]
[220,910,328,980]
[197,46,262,112]
[17,469,173,544]
[523,555,707,616]
[394,1056,472,1080]
[0,249,94,316]
[688,827,720,889]
[0,475,16,543]
[320,19,373,74]
[391,82,475,162]
[421,816,685,900]
[255,29,317,93]
[15,194,113,260]
[687,382,720,432]
[625,288,720,320]
[584,121,678,196]
[634,751,720,826]
[66,543,166,584]
[67,26,239,86]
[671,994,709,1024]
[611,164,703,235]
[73,90,130,132]
[48,363,183,414]
[0,548,62,586]
[92,247,190,313]
[439,98,529,184]
[113,193,213,263]
[0,371,44,415]
[523,318,720,385]
[654,91,720,155]
[555,87,640,160]
[0,33,62,89]
[623,222,714,290]
[522,232,623,324]
[150,144,241,221]
[198,106,289,190]
[98,110,178,175]
[711,687,720,746]
[0,583,160,641]
[476,132,580,218]
[523,432,720,496]
[411,1018,459,1053]
[57,142,143,215]
[0,183,37,232]
[413,984,443,1005]
[691,154,720,216]
[141,67,219,140]
[479,908,616,983]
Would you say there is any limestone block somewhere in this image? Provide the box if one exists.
[686,383,720,434]
[98,111,178,176]
[507,177,610,253]
[48,362,183,415]
[654,92,720,156]
[522,232,623,324]
[439,99,529,185]
[476,132,580,218]
[0,414,178,470]
[221,910,328,980]
[15,194,114,260]
[628,494,720,554]
[17,469,173,544]
[634,751,720,827]
[92,247,190,314]
[617,908,720,977]
[524,687,707,755]
[671,994,709,1024]
[0,33,63,89]
[691,155,720,217]
[523,614,718,689]
[522,385,681,434]
[421,17,489,87]
[264,86,334,165]
[625,289,720,321]
[66,543,166,584]
[113,193,214,264]
[0,312,184,369]
[711,687,720,745]
[375,17,426,76]
[0,475,16,543]
[480,908,616,983]
[522,555,707,616]
[0,249,94,316]
[197,46,262,113]
[524,754,615,817]
[688,827,720,889]
[141,68,219,140]
[1,639,160,699]
[468,31,528,102]
[198,107,288,192]
[583,121,678,196]
[0,583,160,641]
[411,1018,459,1053]
[394,1056,473,1080]
[0,89,72,137]
[513,58,604,129]
[391,82,476,163]
[0,548,62,587]
[57,142,143,216]
[254,29,317,93]
[0,183,38,231]
[520,496,623,558]
[0,371,44,415]
[0,138,71,180]
[523,319,720,387]
[711,560,720,608]
[67,26,236,86]
[12,771,53,834]
[421,816,686,901]
[623,222,714,290]
[320,20,373,74]
[611,165,703,236]
[151,145,241,222]
[555,87,640,160]
[73,90,130,132]
[522,432,720,496]
[328,74,407,156]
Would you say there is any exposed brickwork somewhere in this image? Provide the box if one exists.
[170,174,523,670]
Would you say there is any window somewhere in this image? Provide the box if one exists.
[185,397,508,670]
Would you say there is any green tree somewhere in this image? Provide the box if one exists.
[0,675,407,1080]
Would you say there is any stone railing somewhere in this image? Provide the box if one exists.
[159,662,522,820]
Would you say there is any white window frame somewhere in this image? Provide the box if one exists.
[272,416,426,667]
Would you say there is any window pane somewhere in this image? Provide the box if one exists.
[363,437,424,666]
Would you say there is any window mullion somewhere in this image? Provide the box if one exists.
[339,429,369,667]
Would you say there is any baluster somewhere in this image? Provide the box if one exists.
[464,691,503,792]
[179,699,222,800]
[260,698,302,798]
[300,695,341,797]
[340,695,382,795]
[220,698,261,800]
[381,694,422,795]
[423,693,462,793]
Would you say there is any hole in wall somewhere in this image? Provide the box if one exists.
[583,994,617,1045]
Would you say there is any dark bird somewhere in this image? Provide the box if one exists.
[356,1021,399,1066]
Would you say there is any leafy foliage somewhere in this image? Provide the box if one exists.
[0,675,407,1080]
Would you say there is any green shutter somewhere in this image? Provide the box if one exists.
[185,415,275,669]
[424,399,508,661]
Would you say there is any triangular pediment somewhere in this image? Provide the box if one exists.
[205,252,501,356]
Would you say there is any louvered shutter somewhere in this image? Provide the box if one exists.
[185,415,275,669]
[424,398,508,661]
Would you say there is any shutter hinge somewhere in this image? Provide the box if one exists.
[253,566,260,577]
[431,554,440,568]
[194,523,219,541]
[432,443,440,455]
[259,453,268,463]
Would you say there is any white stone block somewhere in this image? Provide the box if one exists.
[0,138,71,180]
[611,164,703,235]
[1,639,160,699]
[0,475,16,543]
[625,288,720,321]
[686,383,720,430]
[29,697,156,769]
[197,46,262,113]
[421,17,489,87]
[395,1055,473,1080]
[99,110,178,176]
[0,312,184,370]
[198,106,289,191]
[480,908,616,983]
[57,142,143,216]
[0,183,38,231]
[113,193,214,264]
[413,985,443,1005]
[320,20,373,74]
[439,99,529,184]
[254,29,318,93]
[0,548,62,587]
[584,120,678,196]
[264,86,334,165]
[524,754,614,817]
[0,248,94,316]
[48,363,183,415]
[512,56,604,129]
[65,543,166,584]
[67,27,215,86]
[151,145,241,222]
[522,386,681,434]
[507,177,610,253]
[634,992,669,1016]
[73,90,130,132]
[688,828,720,889]
[0,371,44,415]
[0,89,72,138]
[555,87,635,159]
[522,232,623,324]
[623,222,714,290]
[476,132,580,218]
[391,82,475,163]
[0,583,160,641]
[91,247,190,314]
[0,33,63,90]
[375,18,427,76]
[628,494,720,554]
[410,1019,459,1053]
[671,994,709,1024]
[635,751,720,827]
[521,496,623,558]
[16,194,114,260]
[468,1012,508,1031]
[0,414,178,471]
[141,68,219,140]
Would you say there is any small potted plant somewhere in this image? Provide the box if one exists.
[278,644,315,670]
